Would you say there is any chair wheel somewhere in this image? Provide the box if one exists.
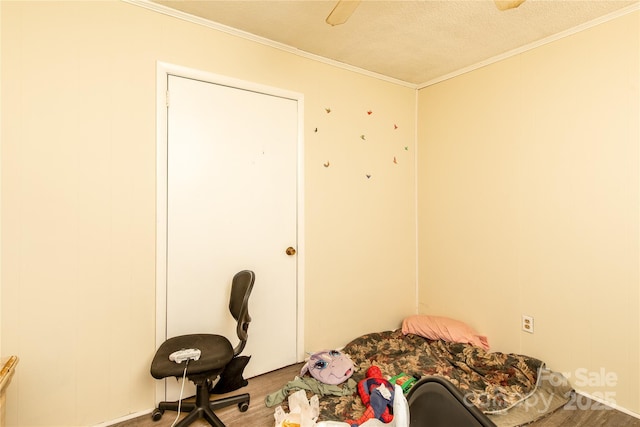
[238,401,249,412]
[151,408,164,421]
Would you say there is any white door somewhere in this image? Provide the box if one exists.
[162,73,300,398]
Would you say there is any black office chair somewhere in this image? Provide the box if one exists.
[150,270,255,427]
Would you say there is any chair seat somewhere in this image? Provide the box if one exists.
[151,334,234,379]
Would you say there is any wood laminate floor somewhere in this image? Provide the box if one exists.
[115,363,640,427]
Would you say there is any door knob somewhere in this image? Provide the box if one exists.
[286,247,296,256]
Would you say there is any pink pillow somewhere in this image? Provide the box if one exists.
[402,315,490,350]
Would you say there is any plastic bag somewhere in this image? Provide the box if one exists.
[274,389,319,427]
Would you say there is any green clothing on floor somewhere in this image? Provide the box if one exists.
[265,376,357,407]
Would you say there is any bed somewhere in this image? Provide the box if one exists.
[305,329,573,427]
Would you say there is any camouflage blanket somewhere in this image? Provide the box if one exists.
[317,329,546,421]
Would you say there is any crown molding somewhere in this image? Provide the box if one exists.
[122,0,418,89]
[124,0,638,90]
[418,2,640,89]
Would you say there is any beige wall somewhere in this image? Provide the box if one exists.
[3,0,638,425]
[0,1,417,425]
[418,10,639,416]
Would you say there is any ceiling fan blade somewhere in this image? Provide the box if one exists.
[326,0,362,26]
[494,0,526,11]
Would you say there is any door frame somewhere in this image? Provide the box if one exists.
[154,61,305,401]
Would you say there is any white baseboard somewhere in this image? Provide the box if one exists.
[575,390,640,420]
[92,408,153,427]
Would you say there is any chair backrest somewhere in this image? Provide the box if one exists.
[229,270,255,356]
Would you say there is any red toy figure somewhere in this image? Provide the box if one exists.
[346,366,395,426]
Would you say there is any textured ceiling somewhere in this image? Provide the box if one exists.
[149,0,639,86]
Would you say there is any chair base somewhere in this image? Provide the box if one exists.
[153,378,250,427]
